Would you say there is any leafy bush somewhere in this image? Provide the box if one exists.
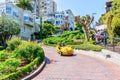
[69,34,75,39]
[4,58,20,73]
[12,41,44,61]
[61,30,80,38]
[80,34,85,39]
[74,34,80,39]
[66,42,83,45]
[7,38,21,51]
[0,46,4,51]
[0,50,7,61]
[1,57,41,80]
[0,39,45,79]
[71,42,103,51]
[0,58,20,77]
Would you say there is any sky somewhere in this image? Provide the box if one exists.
[54,0,108,22]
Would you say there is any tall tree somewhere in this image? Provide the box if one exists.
[78,15,94,41]
[106,12,114,37]
[75,22,83,33]
[0,16,20,47]
[42,22,55,38]
[16,0,33,11]
[112,0,120,37]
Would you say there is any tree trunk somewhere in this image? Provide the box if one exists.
[85,30,90,41]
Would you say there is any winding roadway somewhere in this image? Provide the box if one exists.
[32,46,120,80]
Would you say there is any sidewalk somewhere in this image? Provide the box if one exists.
[75,49,120,66]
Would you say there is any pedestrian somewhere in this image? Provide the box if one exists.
[59,42,65,47]
[103,31,107,47]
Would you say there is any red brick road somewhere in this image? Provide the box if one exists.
[32,46,120,80]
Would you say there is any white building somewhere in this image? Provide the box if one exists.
[38,0,57,17]
[54,11,65,26]
[65,9,75,30]
[38,0,57,24]
[37,0,75,30]
[0,1,39,40]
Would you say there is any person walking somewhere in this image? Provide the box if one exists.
[102,31,107,47]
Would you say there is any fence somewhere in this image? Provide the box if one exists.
[108,37,120,53]
[106,37,120,53]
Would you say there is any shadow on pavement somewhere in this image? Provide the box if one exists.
[61,54,77,57]
[45,57,51,64]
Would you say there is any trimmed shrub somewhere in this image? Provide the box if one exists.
[0,58,20,78]
[0,46,4,51]
[4,58,20,73]
[12,41,44,61]
[74,34,80,39]
[80,33,85,39]
[71,42,103,51]
[7,38,21,51]
[1,57,41,80]
[69,34,75,39]
[0,39,45,79]
[0,50,7,61]
[61,30,80,38]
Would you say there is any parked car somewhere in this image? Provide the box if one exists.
[56,43,74,56]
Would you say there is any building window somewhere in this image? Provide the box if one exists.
[66,12,69,14]
[6,7,11,14]
[13,11,18,17]
[61,21,63,24]
[56,21,60,25]
[61,15,63,18]
[29,17,33,22]
[24,16,29,21]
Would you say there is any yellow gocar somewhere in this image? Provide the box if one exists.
[56,44,74,56]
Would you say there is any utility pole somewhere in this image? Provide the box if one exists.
[1,11,6,47]
[39,17,43,39]
[92,13,97,29]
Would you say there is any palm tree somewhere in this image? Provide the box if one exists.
[16,0,33,11]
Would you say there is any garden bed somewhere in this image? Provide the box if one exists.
[0,38,45,80]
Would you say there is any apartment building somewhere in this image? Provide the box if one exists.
[65,9,75,30]
[105,0,113,13]
[55,11,65,26]
[0,0,76,40]
[37,0,57,25]
[0,1,39,40]
[38,0,57,17]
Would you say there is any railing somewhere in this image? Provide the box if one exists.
[104,37,120,53]
[109,37,120,52]
[95,35,120,53]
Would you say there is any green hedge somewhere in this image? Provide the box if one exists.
[0,57,41,80]
[0,46,4,51]
[71,42,103,51]
[43,30,85,45]
[12,41,44,61]
[61,30,80,38]
[0,38,45,80]
[7,38,21,51]
[0,50,7,61]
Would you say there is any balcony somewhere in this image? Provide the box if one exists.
[23,11,34,27]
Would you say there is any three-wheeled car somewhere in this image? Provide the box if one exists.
[56,43,74,56]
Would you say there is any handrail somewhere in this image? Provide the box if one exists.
[107,36,120,51]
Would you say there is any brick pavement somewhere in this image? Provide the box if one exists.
[32,46,120,80]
